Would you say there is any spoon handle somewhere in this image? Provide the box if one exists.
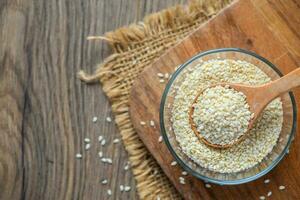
[264,67,300,100]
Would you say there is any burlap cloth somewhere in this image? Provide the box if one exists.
[78,0,231,199]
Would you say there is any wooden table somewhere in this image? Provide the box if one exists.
[0,0,186,199]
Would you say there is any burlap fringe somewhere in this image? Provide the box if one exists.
[78,0,232,199]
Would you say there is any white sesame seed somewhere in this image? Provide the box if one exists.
[171,161,177,166]
[279,185,285,190]
[140,121,146,125]
[157,73,164,78]
[132,60,137,65]
[159,79,165,83]
[182,171,188,176]
[264,179,270,184]
[279,138,283,142]
[101,179,108,184]
[101,139,106,146]
[150,120,155,127]
[164,73,169,79]
[98,135,103,142]
[113,138,120,144]
[101,158,107,163]
[124,186,131,192]
[85,143,91,150]
[124,164,130,171]
[205,184,211,188]
[92,117,98,122]
[267,191,272,197]
[98,151,103,158]
[158,136,163,143]
[106,117,112,122]
[106,158,113,164]
[259,196,265,200]
[156,196,161,200]
[84,138,91,143]
[107,189,112,196]
[120,185,124,191]
[75,153,82,159]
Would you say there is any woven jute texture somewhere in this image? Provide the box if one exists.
[78,0,232,199]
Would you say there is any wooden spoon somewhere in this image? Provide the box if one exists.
[189,67,300,149]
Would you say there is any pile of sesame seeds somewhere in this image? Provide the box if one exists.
[171,59,283,173]
[192,85,253,146]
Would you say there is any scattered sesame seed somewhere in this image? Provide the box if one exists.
[182,171,188,176]
[98,151,103,158]
[75,153,82,159]
[150,120,155,127]
[84,138,91,143]
[259,196,265,200]
[158,136,163,143]
[140,121,146,125]
[120,185,124,191]
[92,117,98,122]
[107,189,112,196]
[157,73,164,78]
[156,196,161,200]
[124,186,131,192]
[267,191,272,197]
[101,158,107,163]
[171,161,177,166]
[124,164,130,171]
[132,60,137,65]
[279,138,283,142]
[164,73,169,79]
[205,184,211,188]
[287,149,290,154]
[159,79,165,83]
[179,180,186,185]
[113,138,120,144]
[101,139,106,146]
[106,117,112,122]
[101,179,108,184]
[106,158,113,164]
[85,143,91,150]
[98,135,103,142]
[264,179,270,184]
[279,185,285,190]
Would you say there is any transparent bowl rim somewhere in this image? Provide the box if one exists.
[159,48,297,185]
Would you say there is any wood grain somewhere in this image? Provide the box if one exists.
[0,0,187,199]
[130,0,300,199]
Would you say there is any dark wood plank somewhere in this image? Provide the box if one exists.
[0,0,187,199]
[130,0,300,199]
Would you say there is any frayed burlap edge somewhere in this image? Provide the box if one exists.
[78,0,232,199]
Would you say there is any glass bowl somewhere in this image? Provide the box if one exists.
[160,48,297,185]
